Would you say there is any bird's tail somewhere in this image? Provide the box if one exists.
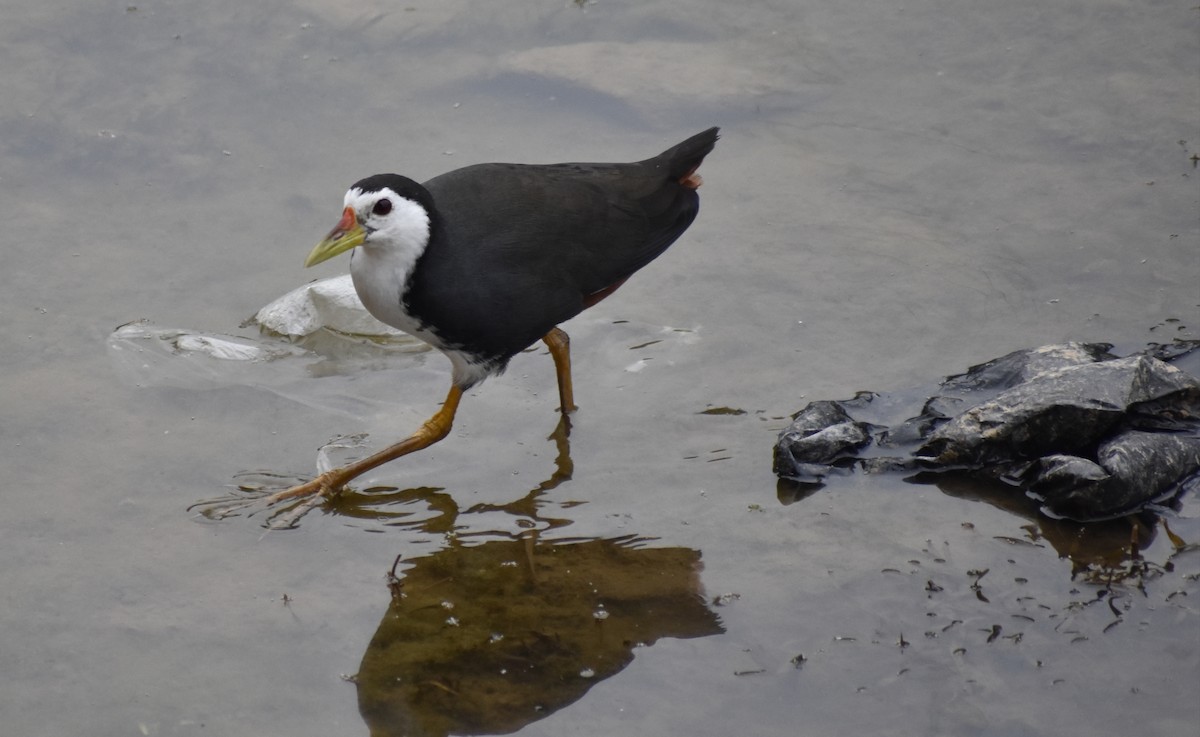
[659,127,720,190]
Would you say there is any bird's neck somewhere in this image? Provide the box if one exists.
[350,228,432,337]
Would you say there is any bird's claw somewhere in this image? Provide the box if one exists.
[190,470,347,529]
[263,474,335,505]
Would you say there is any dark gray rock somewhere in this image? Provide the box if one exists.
[918,355,1200,466]
[773,341,1200,522]
[1026,430,1200,521]
[939,342,1117,393]
[773,397,875,483]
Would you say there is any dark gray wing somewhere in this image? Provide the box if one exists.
[405,128,718,362]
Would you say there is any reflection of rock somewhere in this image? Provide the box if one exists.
[356,536,723,737]
[774,342,1200,521]
[929,473,1164,583]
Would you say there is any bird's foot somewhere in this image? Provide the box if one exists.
[258,474,345,529]
[263,473,338,504]
[190,470,347,529]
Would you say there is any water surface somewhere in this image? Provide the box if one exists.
[2,1,1197,735]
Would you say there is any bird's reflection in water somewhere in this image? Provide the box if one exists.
[329,414,576,535]
[200,397,724,735]
[354,534,723,737]
[196,410,577,531]
[338,414,722,735]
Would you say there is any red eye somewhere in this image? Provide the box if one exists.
[372,198,392,216]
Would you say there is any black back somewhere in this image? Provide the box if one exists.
[403,127,719,365]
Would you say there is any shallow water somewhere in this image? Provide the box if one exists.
[2,1,1197,735]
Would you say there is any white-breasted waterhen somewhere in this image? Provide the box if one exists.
[267,127,719,505]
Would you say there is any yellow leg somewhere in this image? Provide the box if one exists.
[266,384,464,504]
[542,327,578,414]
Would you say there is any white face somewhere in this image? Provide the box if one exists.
[343,186,431,252]
[342,185,435,349]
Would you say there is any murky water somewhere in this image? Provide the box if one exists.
[3,1,1197,735]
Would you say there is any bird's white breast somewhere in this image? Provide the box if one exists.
[350,247,421,335]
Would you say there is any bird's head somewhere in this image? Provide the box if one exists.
[305,174,434,268]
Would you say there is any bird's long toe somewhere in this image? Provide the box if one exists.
[263,474,340,505]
